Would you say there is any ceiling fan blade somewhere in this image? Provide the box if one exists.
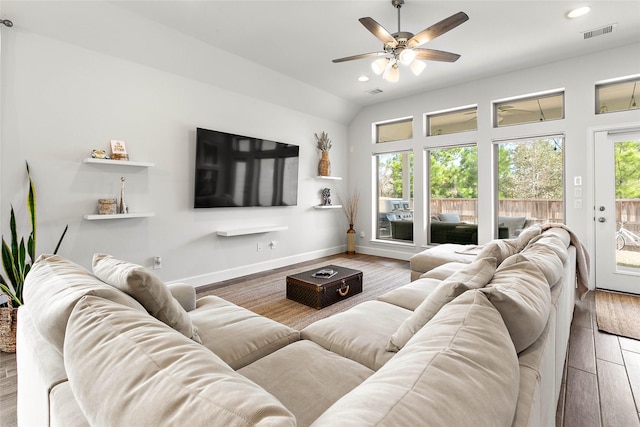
[359,17,398,47]
[413,48,461,62]
[332,51,388,63]
[407,11,469,48]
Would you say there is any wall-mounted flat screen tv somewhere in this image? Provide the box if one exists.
[194,127,299,208]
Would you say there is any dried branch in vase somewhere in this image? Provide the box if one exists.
[315,131,332,152]
[342,189,360,226]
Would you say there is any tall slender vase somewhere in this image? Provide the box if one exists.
[318,151,331,176]
[346,224,356,255]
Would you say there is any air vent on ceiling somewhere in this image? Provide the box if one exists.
[583,23,617,40]
[367,88,383,95]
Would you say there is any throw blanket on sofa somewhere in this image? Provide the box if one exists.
[539,223,591,300]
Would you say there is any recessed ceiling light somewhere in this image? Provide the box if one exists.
[358,75,370,82]
[567,6,591,18]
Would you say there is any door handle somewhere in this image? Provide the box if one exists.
[598,217,606,223]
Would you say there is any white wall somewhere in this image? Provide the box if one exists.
[0,14,352,286]
[348,43,640,264]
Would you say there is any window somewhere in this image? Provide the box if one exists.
[375,151,414,242]
[376,118,413,143]
[495,136,564,238]
[428,145,479,244]
[426,107,477,136]
[596,76,640,114]
[494,92,564,127]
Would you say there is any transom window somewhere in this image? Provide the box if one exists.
[494,92,564,127]
[426,107,478,136]
[376,118,413,143]
[596,76,640,114]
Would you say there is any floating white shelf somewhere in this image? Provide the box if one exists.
[314,205,342,209]
[216,225,289,237]
[316,176,342,180]
[84,158,155,167]
[83,212,155,220]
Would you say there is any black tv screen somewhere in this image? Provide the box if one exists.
[194,128,299,208]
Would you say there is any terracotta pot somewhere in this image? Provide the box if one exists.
[318,151,331,176]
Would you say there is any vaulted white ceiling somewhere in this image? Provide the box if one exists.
[2,1,639,111]
[114,0,640,106]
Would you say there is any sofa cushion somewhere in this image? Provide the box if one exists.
[419,261,468,280]
[377,277,442,311]
[409,244,476,278]
[481,254,551,352]
[312,290,519,426]
[92,253,201,343]
[387,256,497,352]
[301,300,412,371]
[239,340,373,427]
[475,239,518,265]
[520,244,566,287]
[22,254,145,354]
[64,295,296,426]
[189,295,299,370]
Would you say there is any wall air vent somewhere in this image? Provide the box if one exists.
[583,23,617,40]
[367,89,383,95]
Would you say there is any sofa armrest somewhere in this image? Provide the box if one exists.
[167,283,196,312]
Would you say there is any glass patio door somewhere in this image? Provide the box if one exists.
[594,130,640,295]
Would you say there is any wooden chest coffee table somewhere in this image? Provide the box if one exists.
[286,265,363,309]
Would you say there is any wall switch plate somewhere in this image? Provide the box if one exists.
[153,256,162,269]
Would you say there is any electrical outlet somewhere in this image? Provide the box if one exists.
[257,242,263,251]
[153,256,162,269]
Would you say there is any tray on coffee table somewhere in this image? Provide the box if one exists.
[286,265,363,309]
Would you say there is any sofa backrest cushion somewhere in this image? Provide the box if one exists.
[313,290,519,426]
[386,256,497,352]
[92,253,201,343]
[481,254,551,353]
[64,295,296,426]
[22,254,145,354]
[475,239,518,265]
[519,244,566,287]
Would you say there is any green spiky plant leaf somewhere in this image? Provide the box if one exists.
[1,161,67,306]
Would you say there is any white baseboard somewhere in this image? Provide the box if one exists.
[171,246,347,288]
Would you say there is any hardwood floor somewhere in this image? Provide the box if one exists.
[558,291,640,427]
[1,255,639,427]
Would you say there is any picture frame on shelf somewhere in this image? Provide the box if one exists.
[110,140,129,160]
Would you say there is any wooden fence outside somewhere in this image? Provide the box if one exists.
[430,198,640,233]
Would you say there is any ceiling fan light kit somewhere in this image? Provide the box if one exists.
[333,0,468,83]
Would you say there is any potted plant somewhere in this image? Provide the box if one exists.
[315,131,332,176]
[0,162,67,352]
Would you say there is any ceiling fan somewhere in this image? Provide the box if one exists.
[333,0,469,82]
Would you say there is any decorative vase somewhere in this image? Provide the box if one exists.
[318,151,331,176]
[346,224,356,255]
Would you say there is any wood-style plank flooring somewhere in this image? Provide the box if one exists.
[1,255,639,427]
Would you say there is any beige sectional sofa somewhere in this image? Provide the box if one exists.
[17,225,583,426]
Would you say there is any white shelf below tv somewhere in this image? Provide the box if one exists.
[83,212,155,220]
[316,176,342,180]
[216,225,289,237]
[314,205,342,209]
[83,158,155,167]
